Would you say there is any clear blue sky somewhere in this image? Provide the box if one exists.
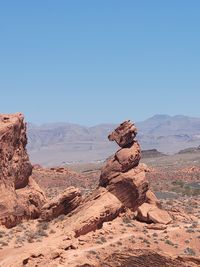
[0,1,200,125]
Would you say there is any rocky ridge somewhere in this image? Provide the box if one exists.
[0,113,46,227]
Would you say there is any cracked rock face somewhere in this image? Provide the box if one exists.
[41,186,82,221]
[0,113,46,227]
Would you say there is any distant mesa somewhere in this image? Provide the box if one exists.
[141,149,166,158]
[178,145,200,154]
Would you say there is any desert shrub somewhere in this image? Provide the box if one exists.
[0,231,5,238]
[54,214,65,223]
[37,221,49,230]
[100,236,107,243]
[186,228,195,233]
[184,247,196,256]
[143,239,150,245]
[122,217,132,224]
[126,223,134,228]
[95,240,103,245]
[0,241,8,246]
[165,240,174,246]
[88,250,97,255]
[49,229,56,234]
[172,180,185,187]
[15,236,25,244]
[35,228,48,237]
[191,222,198,228]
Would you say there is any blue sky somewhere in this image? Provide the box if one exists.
[0,1,200,125]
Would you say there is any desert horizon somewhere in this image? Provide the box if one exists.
[25,113,200,166]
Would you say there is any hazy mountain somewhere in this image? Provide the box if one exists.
[27,115,200,166]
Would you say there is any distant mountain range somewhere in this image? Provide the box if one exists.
[27,115,200,166]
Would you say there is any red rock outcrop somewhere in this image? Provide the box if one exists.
[60,121,171,239]
[64,187,124,237]
[0,113,46,227]
[99,120,148,210]
[41,186,82,221]
[137,203,172,224]
[99,120,172,224]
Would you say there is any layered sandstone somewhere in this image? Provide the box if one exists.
[0,113,46,227]
[99,120,172,224]
[41,186,82,221]
[99,120,148,210]
[69,187,124,237]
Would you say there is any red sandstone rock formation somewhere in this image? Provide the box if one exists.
[0,116,171,230]
[99,120,148,210]
[0,113,46,227]
[41,186,82,221]
[99,120,172,224]
[65,121,172,237]
[137,203,172,224]
[71,187,124,237]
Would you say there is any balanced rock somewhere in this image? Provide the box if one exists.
[0,113,46,227]
[99,120,148,210]
[99,120,171,224]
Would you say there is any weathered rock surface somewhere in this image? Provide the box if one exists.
[137,203,172,224]
[0,113,46,227]
[145,190,161,207]
[0,113,32,189]
[64,187,124,237]
[108,120,137,147]
[101,250,196,267]
[41,186,82,221]
[99,120,171,222]
[99,121,148,211]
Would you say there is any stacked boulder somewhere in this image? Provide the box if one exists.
[99,120,172,224]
